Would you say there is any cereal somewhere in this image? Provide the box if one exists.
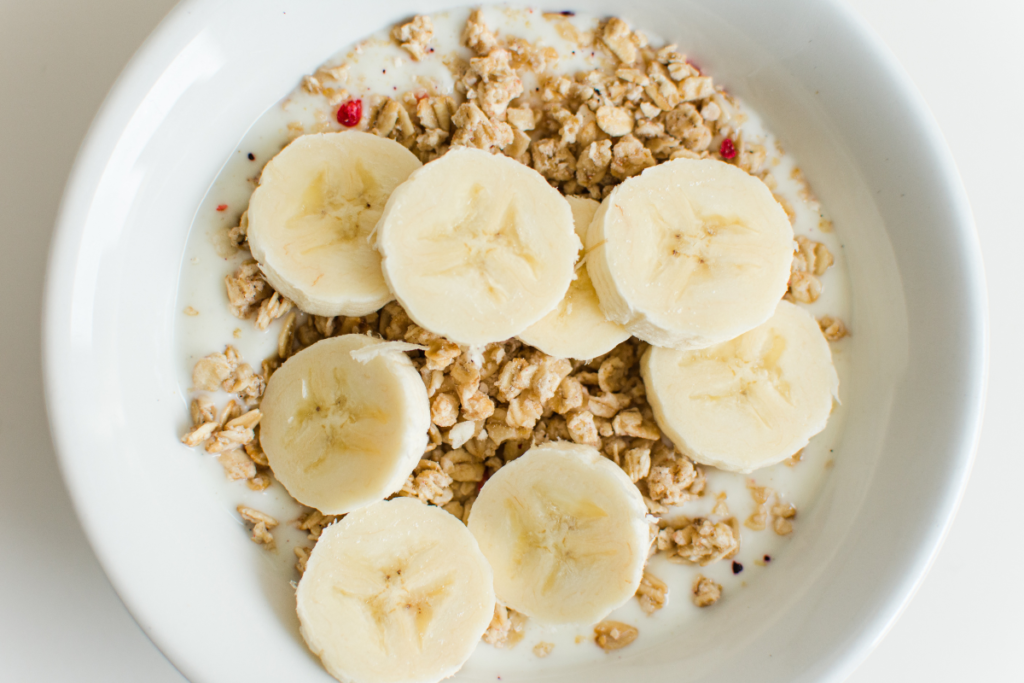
[600,18,638,64]
[391,15,434,61]
[772,500,797,536]
[224,261,271,319]
[237,505,278,547]
[636,570,668,614]
[691,575,722,607]
[218,449,257,481]
[400,459,454,506]
[647,446,704,505]
[622,446,651,483]
[255,292,294,331]
[482,604,527,648]
[819,315,849,341]
[610,134,656,179]
[462,9,498,55]
[594,620,639,651]
[658,516,739,566]
[192,350,236,392]
[460,49,524,118]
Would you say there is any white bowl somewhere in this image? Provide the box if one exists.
[44,1,986,681]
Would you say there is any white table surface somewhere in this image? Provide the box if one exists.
[1,0,1019,680]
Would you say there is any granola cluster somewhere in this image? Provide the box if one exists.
[744,481,798,536]
[392,15,435,62]
[482,603,528,648]
[593,619,639,651]
[222,260,295,330]
[691,574,722,607]
[237,505,278,547]
[787,235,835,304]
[635,570,668,615]
[181,346,272,493]
[656,516,741,566]
[292,508,344,574]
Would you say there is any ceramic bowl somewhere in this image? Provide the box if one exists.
[44,1,986,681]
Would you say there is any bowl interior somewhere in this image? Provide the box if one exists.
[44,1,985,682]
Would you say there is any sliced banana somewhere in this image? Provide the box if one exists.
[297,498,495,683]
[586,157,794,350]
[247,132,422,316]
[518,196,631,360]
[468,441,649,625]
[259,335,429,514]
[376,147,580,347]
[642,300,839,473]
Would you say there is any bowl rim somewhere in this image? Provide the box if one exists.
[43,0,988,681]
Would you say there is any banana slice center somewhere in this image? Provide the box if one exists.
[687,331,793,427]
[423,184,540,303]
[288,161,385,256]
[506,486,613,595]
[648,201,757,295]
[333,555,456,655]
[287,371,387,471]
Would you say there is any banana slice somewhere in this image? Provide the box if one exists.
[586,157,794,350]
[642,300,839,473]
[467,441,649,625]
[259,335,429,514]
[297,498,495,683]
[518,196,631,360]
[376,147,580,347]
[247,132,422,316]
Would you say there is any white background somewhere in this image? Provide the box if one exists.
[0,0,1020,680]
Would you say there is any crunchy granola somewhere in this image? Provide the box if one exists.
[217,448,257,481]
[294,545,312,575]
[819,315,849,341]
[459,49,524,118]
[636,569,668,614]
[772,500,797,536]
[744,481,798,535]
[658,516,739,566]
[399,459,455,506]
[391,15,434,61]
[744,481,773,531]
[645,444,705,505]
[238,505,278,547]
[462,9,498,55]
[192,348,238,392]
[224,261,271,319]
[297,508,342,543]
[594,620,639,651]
[599,18,638,64]
[787,236,834,303]
[482,604,527,648]
[691,574,722,607]
[711,491,730,517]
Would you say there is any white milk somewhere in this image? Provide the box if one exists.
[174,6,853,666]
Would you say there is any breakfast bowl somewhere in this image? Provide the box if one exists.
[43,1,986,682]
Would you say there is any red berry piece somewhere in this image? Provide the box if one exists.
[216,204,228,211]
[336,99,362,127]
[719,137,737,160]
